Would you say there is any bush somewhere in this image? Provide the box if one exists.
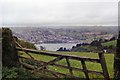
[2,28,19,67]
[2,67,34,79]
[17,67,34,78]
[17,39,37,49]
[2,67,18,79]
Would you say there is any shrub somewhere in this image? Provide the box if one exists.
[2,28,19,67]
[2,67,34,79]
[2,67,18,79]
[17,39,37,49]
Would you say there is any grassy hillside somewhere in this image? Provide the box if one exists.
[17,39,37,49]
[102,40,117,47]
[19,51,114,78]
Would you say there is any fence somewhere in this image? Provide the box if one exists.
[16,46,110,80]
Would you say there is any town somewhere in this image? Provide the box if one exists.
[11,26,117,44]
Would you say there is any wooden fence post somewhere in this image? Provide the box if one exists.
[81,59,89,80]
[98,52,110,80]
[66,57,73,77]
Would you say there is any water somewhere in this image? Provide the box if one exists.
[35,43,78,51]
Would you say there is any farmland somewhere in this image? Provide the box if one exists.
[102,40,117,47]
[19,51,114,78]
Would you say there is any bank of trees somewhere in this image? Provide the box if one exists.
[71,38,116,53]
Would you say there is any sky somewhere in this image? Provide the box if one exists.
[0,0,119,27]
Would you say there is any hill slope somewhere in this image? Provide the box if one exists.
[102,40,117,47]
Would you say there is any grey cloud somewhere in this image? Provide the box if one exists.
[1,1,118,26]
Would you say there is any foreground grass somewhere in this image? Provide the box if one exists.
[19,51,114,78]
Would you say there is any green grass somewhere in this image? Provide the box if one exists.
[102,40,117,47]
[19,51,114,78]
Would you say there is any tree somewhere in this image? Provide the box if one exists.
[57,47,63,51]
[114,31,120,79]
[110,36,116,41]
[2,28,19,67]
[99,39,104,43]
[90,40,102,46]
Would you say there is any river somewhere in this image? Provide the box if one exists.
[35,43,78,51]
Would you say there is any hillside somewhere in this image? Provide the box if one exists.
[10,27,116,44]
[102,40,117,47]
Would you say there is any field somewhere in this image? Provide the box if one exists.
[19,51,114,78]
[102,40,117,47]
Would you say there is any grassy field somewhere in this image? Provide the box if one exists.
[19,51,114,78]
[102,40,117,47]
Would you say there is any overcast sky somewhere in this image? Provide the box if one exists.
[0,0,119,27]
